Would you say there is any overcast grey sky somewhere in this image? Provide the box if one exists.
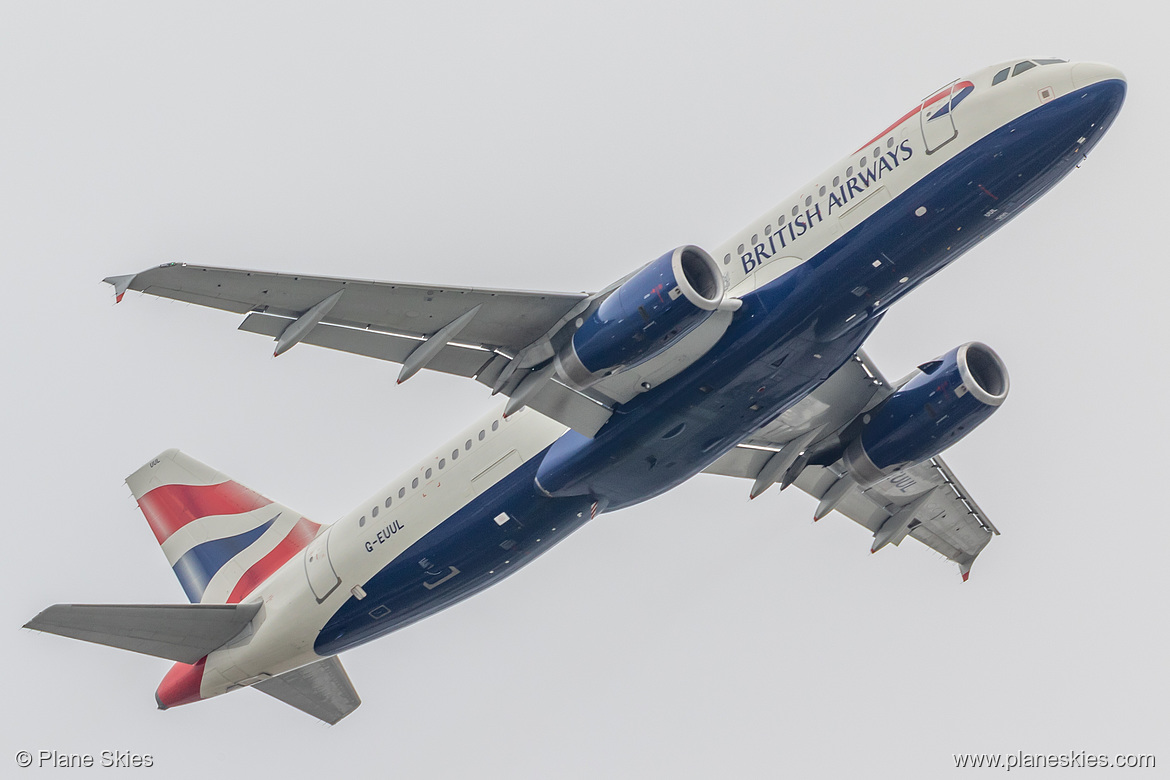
[4,2,1166,777]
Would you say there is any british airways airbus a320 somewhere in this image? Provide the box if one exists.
[27,58,1125,723]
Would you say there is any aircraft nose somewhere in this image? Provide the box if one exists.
[1071,62,1126,90]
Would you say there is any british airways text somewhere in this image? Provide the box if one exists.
[741,140,914,273]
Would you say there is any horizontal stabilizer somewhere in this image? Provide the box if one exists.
[254,656,361,725]
[24,603,261,663]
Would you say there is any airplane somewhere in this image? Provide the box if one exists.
[26,58,1125,724]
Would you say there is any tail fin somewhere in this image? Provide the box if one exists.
[127,450,322,604]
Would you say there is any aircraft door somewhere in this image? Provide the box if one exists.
[920,80,958,154]
[304,529,341,603]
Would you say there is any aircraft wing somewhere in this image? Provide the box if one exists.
[704,350,997,579]
[105,264,615,436]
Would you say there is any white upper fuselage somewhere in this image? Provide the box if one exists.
[718,59,1118,301]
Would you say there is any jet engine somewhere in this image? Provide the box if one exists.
[555,245,727,390]
[843,342,1009,486]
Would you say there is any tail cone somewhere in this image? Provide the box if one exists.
[156,657,206,710]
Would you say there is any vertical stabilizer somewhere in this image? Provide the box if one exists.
[127,450,322,604]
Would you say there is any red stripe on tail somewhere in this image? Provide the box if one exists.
[226,517,322,604]
[138,481,272,544]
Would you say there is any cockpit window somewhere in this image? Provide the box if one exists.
[994,59,1066,87]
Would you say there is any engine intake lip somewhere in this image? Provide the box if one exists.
[957,342,1010,406]
[671,246,724,311]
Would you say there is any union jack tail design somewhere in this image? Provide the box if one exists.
[126,449,321,604]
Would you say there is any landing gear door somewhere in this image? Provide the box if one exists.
[304,529,341,603]
[920,80,958,154]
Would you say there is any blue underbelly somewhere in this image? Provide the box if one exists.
[315,450,593,656]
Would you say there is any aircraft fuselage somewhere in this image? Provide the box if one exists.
[145,60,1128,702]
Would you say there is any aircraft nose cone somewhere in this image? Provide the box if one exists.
[1071,62,1126,90]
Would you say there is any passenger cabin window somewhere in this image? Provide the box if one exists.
[992,68,1009,86]
[1013,61,1036,76]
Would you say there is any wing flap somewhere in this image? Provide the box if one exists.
[253,656,361,725]
[239,313,495,378]
[791,458,993,569]
[792,466,890,532]
[524,379,612,438]
[24,603,261,663]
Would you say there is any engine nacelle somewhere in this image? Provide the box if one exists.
[844,342,1009,487]
[555,246,726,390]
